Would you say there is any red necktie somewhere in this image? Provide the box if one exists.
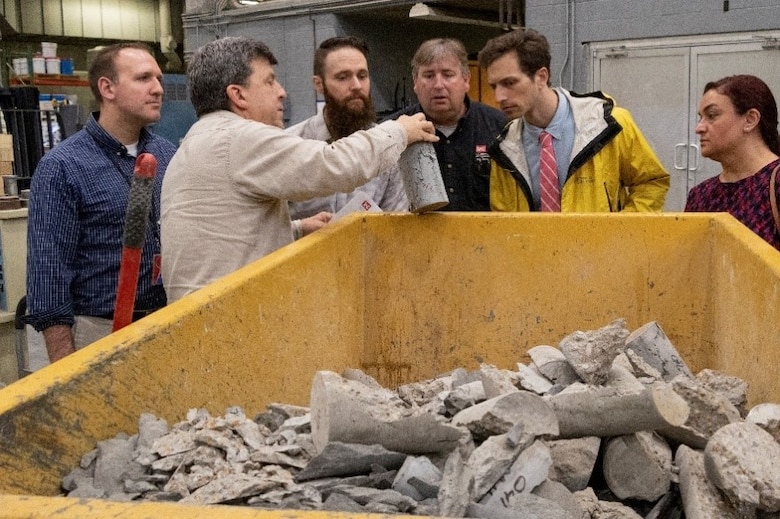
[539,131,561,212]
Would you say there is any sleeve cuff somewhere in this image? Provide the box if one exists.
[292,219,303,240]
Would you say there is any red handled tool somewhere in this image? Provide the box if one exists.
[112,153,158,332]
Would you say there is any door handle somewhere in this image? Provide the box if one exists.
[688,143,700,171]
[673,143,687,170]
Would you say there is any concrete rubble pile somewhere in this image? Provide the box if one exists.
[63,318,780,518]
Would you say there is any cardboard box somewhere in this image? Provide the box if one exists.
[0,162,13,178]
[0,134,13,163]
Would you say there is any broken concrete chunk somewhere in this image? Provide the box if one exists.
[467,431,534,499]
[443,380,486,415]
[327,485,416,513]
[705,421,780,514]
[546,382,689,439]
[152,429,197,458]
[94,434,144,496]
[516,362,554,395]
[746,402,780,443]
[624,321,693,381]
[437,448,472,518]
[392,455,442,501]
[397,374,452,407]
[320,491,365,512]
[451,390,559,441]
[546,436,601,492]
[310,370,463,454]
[676,444,742,519]
[294,442,406,482]
[479,363,520,399]
[696,368,749,418]
[527,345,580,386]
[573,486,644,518]
[341,367,383,389]
[180,473,280,505]
[136,413,169,451]
[658,375,742,449]
[478,440,552,508]
[603,431,672,501]
[532,479,585,519]
[468,494,576,519]
[622,348,664,381]
[559,318,630,385]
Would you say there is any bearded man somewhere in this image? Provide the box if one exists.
[286,36,408,229]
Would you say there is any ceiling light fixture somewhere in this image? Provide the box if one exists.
[409,2,518,29]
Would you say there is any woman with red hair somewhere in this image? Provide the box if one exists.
[685,74,780,250]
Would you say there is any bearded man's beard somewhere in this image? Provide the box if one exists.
[323,88,376,140]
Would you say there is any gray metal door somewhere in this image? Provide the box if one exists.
[591,33,780,211]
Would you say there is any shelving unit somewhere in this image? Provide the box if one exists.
[9,74,88,87]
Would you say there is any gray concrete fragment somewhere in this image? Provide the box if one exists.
[471,490,576,519]
[94,434,145,496]
[532,479,584,519]
[392,455,442,501]
[408,476,439,500]
[278,414,311,434]
[746,403,780,443]
[573,487,643,519]
[152,429,197,457]
[705,421,780,514]
[603,431,672,501]
[249,445,308,469]
[468,431,534,499]
[62,466,97,493]
[295,441,406,481]
[444,380,486,415]
[341,367,383,389]
[310,370,463,454]
[194,428,249,463]
[136,412,169,452]
[696,368,749,418]
[229,418,268,452]
[676,444,742,519]
[180,473,279,505]
[479,363,519,399]
[516,362,554,395]
[624,320,693,381]
[451,390,559,441]
[546,436,601,492]
[80,448,98,469]
[479,440,552,509]
[527,345,580,386]
[437,448,473,518]
[328,485,416,513]
[559,318,629,385]
[659,375,742,449]
[546,382,689,439]
[397,373,452,407]
[321,492,365,512]
[622,348,665,382]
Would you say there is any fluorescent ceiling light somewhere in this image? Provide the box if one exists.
[409,2,514,28]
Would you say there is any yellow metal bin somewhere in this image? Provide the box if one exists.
[0,213,778,518]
